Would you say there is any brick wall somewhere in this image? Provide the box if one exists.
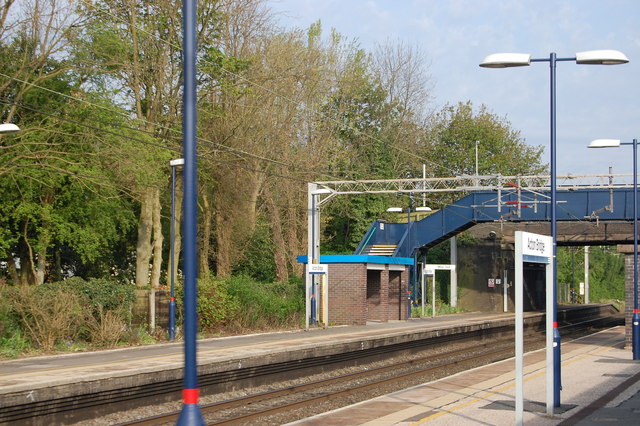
[326,263,367,325]
[625,254,633,348]
[319,263,408,326]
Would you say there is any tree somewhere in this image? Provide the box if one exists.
[0,1,137,285]
[422,101,546,178]
[77,0,220,287]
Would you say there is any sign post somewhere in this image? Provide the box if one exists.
[423,264,456,317]
[514,231,552,425]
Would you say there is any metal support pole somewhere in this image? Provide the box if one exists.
[177,0,204,422]
[584,246,590,304]
[549,52,562,407]
[633,139,640,359]
[169,164,177,341]
[450,236,458,308]
[306,184,313,330]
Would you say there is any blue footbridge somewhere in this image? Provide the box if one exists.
[348,177,637,259]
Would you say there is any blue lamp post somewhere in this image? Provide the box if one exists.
[480,49,628,409]
[169,158,184,341]
[589,138,640,360]
[177,0,204,423]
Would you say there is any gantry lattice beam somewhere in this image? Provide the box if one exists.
[314,173,633,197]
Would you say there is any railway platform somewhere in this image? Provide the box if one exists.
[292,325,640,425]
[0,305,624,424]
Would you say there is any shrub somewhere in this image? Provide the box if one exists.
[55,277,135,320]
[176,276,240,331]
[86,306,127,347]
[9,286,88,351]
[227,275,304,329]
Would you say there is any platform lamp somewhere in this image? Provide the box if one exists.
[0,123,20,134]
[177,0,204,422]
[387,204,432,317]
[169,158,184,341]
[480,49,628,410]
[589,138,640,360]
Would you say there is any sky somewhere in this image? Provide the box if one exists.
[266,0,640,177]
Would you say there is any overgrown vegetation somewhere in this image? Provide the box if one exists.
[0,275,304,358]
[557,246,625,303]
[411,301,462,318]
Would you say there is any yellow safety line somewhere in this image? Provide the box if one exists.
[411,344,613,424]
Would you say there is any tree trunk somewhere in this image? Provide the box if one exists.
[135,190,154,287]
[264,189,289,282]
[150,187,163,288]
[199,191,212,279]
[166,172,183,287]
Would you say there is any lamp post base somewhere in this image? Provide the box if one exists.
[177,404,205,425]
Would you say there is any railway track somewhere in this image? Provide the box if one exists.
[122,314,621,426]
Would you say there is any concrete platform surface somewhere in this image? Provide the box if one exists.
[290,326,640,425]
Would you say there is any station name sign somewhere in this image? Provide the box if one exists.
[308,264,328,274]
[519,231,552,263]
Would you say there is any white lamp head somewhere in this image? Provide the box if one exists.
[414,206,432,212]
[588,139,621,148]
[386,207,403,213]
[576,50,629,65]
[0,123,20,134]
[479,53,531,68]
[170,158,185,166]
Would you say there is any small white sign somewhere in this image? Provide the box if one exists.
[580,282,585,295]
[488,278,495,288]
[309,264,328,274]
[521,231,552,260]
[424,264,456,271]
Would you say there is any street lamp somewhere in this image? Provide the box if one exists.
[169,158,184,341]
[177,0,203,422]
[0,123,20,134]
[480,49,628,411]
[588,138,640,360]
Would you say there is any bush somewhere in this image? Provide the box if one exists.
[176,276,240,331]
[86,306,127,347]
[55,277,135,320]
[227,275,304,329]
[9,285,88,351]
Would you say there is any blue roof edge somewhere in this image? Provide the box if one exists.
[296,255,414,265]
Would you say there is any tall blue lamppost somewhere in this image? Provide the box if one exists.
[177,0,204,423]
[169,158,184,341]
[588,138,640,360]
[480,49,628,410]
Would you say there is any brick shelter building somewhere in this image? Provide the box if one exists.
[298,255,413,326]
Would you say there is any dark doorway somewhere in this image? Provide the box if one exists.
[366,270,382,321]
[524,262,546,311]
[388,271,402,320]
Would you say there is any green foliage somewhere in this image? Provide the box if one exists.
[177,276,240,330]
[232,221,277,282]
[226,275,304,328]
[53,277,135,320]
[557,246,624,302]
[323,194,395,254]
[7,285,88,351]
[424,101,546,177]
[411,301,461,318]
